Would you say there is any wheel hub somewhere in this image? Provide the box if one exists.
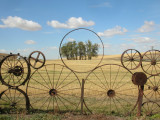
[151,59,156,65]
[11,102,17,107]
[153,86,158,91]
[8,66,23,76]
[129,57,134,61]
[107,89,115,97]
[49,89,57,96]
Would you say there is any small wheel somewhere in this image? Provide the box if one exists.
[0,54,30,87]
[121,49,142,70]
[0,88,30,113]
[141,49,160,75]
[142,101,160,116]
[26,64,81,113]
[28,51,46,69]
[84,64,138,116]
[143,76,160,102]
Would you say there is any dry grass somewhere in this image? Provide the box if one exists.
[0,54,159,116]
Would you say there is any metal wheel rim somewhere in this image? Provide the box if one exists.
[141,49,160,75]
[0,88,30,113]
[26,63,81,113]
[0,54,30,87]
[84,64,138,115]
[59,28,104,73]
[28,51,46,69]
[121,49,142,70]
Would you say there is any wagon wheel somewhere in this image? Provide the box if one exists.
[121,49,142,70]
[141,49,160,75]
[26,64,81,113]
[28,51,46,69]
[142,101,160,116]
[143,76,160,102]
[0,88,30,113]
[84,64,138,116]
[0,54,30,87]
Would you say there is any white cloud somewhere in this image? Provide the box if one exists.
[67,38,75,42]
[131,37,155,43]
[97,26,128,37]
[91,2,112,8]
[0,16,42,31]
[0,49,7,53]
[137,21,155,33]
[120,43,136,50]
[25,40,36,45]
[47,17,95,29]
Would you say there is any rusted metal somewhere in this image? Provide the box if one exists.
[137,86,144,116]
[84,64,138,116]
[141,49,160,75]
[49,89,57,96]
[132,72,147,86]
[121,49,142,70]
[26,63,81,113]
[59,28,104,73]
[143,75,160,103]
[142,101,160,116]
[107,89,115,98]
[81,79,85,114]
[0,54,30,87]
[28,51,46,69]
[0,88,30,113]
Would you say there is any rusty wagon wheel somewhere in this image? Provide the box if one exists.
[141,101,160,116]
[121,49,142,70]
[28,51,46,69]
[143,75,160,103]
[0,88,30,113]
[84,64,138,116]
[26,64,81,113]
[0,54,30,87]
[141,49,160,75]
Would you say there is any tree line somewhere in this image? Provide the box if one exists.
[61,40,99,60]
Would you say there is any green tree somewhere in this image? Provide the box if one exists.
[78,41,85,60]
[61,43,70,60]
[72,41,78,60]
[86,40,92,60]
[61,40,99,60]
[91,43,99,58]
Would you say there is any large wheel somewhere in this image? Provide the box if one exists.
[141,50,160,75]
[84,64,138,116]
[59,28,104,73]
[143,76,160,103]
[26,64,81,113]
[0,88,30,113]
[121,49,142,70]
[0,54,30,87]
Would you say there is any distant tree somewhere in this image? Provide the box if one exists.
[61,43,70,60]
[78,42,85,60]
[72,41,78,60]
[91,43,99,58]
[86,40,92,60]
[61,40,99,60]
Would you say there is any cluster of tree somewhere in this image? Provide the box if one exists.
[61,40,99,60]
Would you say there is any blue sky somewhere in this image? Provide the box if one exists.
[0,0,160,59]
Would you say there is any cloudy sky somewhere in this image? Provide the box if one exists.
[0,0,160,59]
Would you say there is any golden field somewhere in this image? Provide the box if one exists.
[0,54,159,116]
